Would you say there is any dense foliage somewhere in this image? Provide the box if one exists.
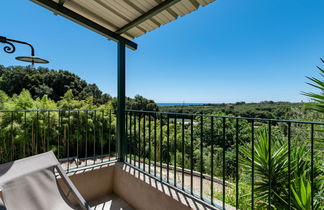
[0,88,158,163]
[160,101,300,119]
[0,65,111,104]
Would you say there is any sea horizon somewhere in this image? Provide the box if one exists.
[157,103,217,106]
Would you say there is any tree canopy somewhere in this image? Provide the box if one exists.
[0,65,159,111]
[0,65,111,104]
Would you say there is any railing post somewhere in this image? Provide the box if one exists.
[117,42,126,162]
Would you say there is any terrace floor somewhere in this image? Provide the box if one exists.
[0,184,134,210]
[89,194,133,210]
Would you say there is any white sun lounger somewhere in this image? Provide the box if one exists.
[0,151,90,210]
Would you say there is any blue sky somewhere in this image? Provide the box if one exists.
[1,0,323,103]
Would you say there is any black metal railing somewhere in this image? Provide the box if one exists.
[124,110,324,210]
[1,108,323,209]
[0,109,117,170]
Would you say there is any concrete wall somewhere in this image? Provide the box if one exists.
[113,164,191,210]
[58,165,114,205]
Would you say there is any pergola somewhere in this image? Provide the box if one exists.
[29,0,216,161]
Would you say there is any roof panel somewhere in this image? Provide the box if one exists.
[169,4,186,16]
[178,1,192,14]
[139,20,156,32]
[182,0,198,11]
[63,0,117,31]
[134,0,157,11]
[196,0,214,6]
[114,0,143,18]
[127,27,145,37]
[159,10,177,22]
[93,0,129,22]
[74,0,127,27]
[31,0,217,40]
[152,11,171,25]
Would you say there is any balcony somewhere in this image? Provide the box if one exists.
[2,0,323,209]
[0,108,322,209]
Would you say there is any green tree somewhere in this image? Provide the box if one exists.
[110,95,159,111]
[0,90,9,110]
[0,65,110,104]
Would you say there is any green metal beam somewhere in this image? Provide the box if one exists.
[116,0,181,34]
[58,0,65,6]
[30,0,138,50]
[117,42,126,161]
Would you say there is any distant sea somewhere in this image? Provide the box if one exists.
[157,103,216,107]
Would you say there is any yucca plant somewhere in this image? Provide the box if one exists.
[289,142,323,210]
[291,172,312,210]
[302,58,324,114]
[300,58,324,209]
[239,128,321,209]
[240,128,290,209]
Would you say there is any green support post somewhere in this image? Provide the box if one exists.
[117,42,126,162]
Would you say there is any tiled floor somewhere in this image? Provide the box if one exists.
[0,194,133,210]
[90,194,134,210]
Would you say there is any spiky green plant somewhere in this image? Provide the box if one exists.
[240,128,322,209]
[240,129,289,208]
[291,172,312,210]
[302,58,324,113]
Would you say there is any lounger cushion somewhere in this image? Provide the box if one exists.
[2,168,74,210]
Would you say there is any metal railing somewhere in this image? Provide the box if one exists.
[0,109,118,170]
[1,108,323,209]
[124,110,324,210]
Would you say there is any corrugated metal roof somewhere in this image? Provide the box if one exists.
[36,0,216,40]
